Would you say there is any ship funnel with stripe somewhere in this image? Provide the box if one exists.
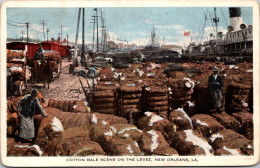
[228,7,244,32]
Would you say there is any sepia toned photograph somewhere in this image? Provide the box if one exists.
[1,0,259,167]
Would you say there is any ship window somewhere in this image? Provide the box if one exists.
[249,31,251,34]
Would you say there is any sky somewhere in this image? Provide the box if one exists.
[6,7,253,47]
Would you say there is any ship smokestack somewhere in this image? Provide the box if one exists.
[229,7,243,31]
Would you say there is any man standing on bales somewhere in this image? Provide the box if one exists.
[208,66,223,113]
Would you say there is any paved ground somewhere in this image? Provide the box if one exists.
[33,59,93,101]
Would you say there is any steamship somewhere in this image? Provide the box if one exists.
[144,26,161,51]
[188,7,253,56]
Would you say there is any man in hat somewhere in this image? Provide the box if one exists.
[208,66,223,112]
[17,89,47,143]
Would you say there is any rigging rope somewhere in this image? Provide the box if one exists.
[199,10,208,43]
[220,8,229,28]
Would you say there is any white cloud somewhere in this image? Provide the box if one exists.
[155,24,184,30]
[130,38,149,46]
[145,19,151,23]
[30,23,43,32]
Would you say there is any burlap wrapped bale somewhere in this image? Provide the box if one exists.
[95,82,118,91]
[93,97,115,103]
[137,112,174,145]
[118,83,142,120]
[142,98,168,115]
[7,144,44,156]
[34,116,64,156]
[93,90,114,98]
[61,113,91,130]
[225,83,251,113]
[44,51,61,63]
[94,103,114,109]
[9,96,23,113]
[54,127,105,156]
[56,140,106,156]
[172,129,214,156]
[92,90,116,114]
[121,105,139,111]
[7,112,19,136]
[209,129,252,155]
[93,108,115,114]
[121,86,142,93]
[98,67,114,77]
[212,113,241,132]
[34,108,95,156]
[168,108,193,131]
[107,137,142,156]
[111,123,143,142]
[37,91,45,105]
[36,107,92,133]
[139,130,178,156]
[89,113,127,126]
[148,101,168,107]
[47,99,54,108]
[122,99,140,105]
[167,71,186,79]
[62,100,70,112]
[68,100,77,112]
[146,96,168,102]
[7,137,17,155]
[73,100,90,113]
[51,99,58,108]
[99,75,116,81]
[141,85,169,118]
[193,85,215,114]
[121,93,142,99]
[8,64,26,81]
[182,101,196,117]
[48,99,75,112]
[168,78,193,109]
[232,112,253,140]
[119,108,141,125]
[90,123,115,154]
[214,147,244,156]
[7,100,15,113]
[191,114,225,139]
[7,51,25,59]
[56,100,63,111]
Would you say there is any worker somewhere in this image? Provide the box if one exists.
[17,89,47,143]
[208,66,223,112]
[87,65,98,90]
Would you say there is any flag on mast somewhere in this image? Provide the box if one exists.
[184,31,191,36]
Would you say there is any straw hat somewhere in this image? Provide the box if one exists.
[212,66,219,72]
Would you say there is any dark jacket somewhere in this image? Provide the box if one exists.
[208,74,223,91]
[17,94,46,118]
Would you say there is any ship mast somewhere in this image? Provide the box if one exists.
[151,24,156,45]
[213,7,219,39]
[213,7,219,54]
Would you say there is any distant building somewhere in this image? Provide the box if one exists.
[161,44,182,51]
[107,41,118,50]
